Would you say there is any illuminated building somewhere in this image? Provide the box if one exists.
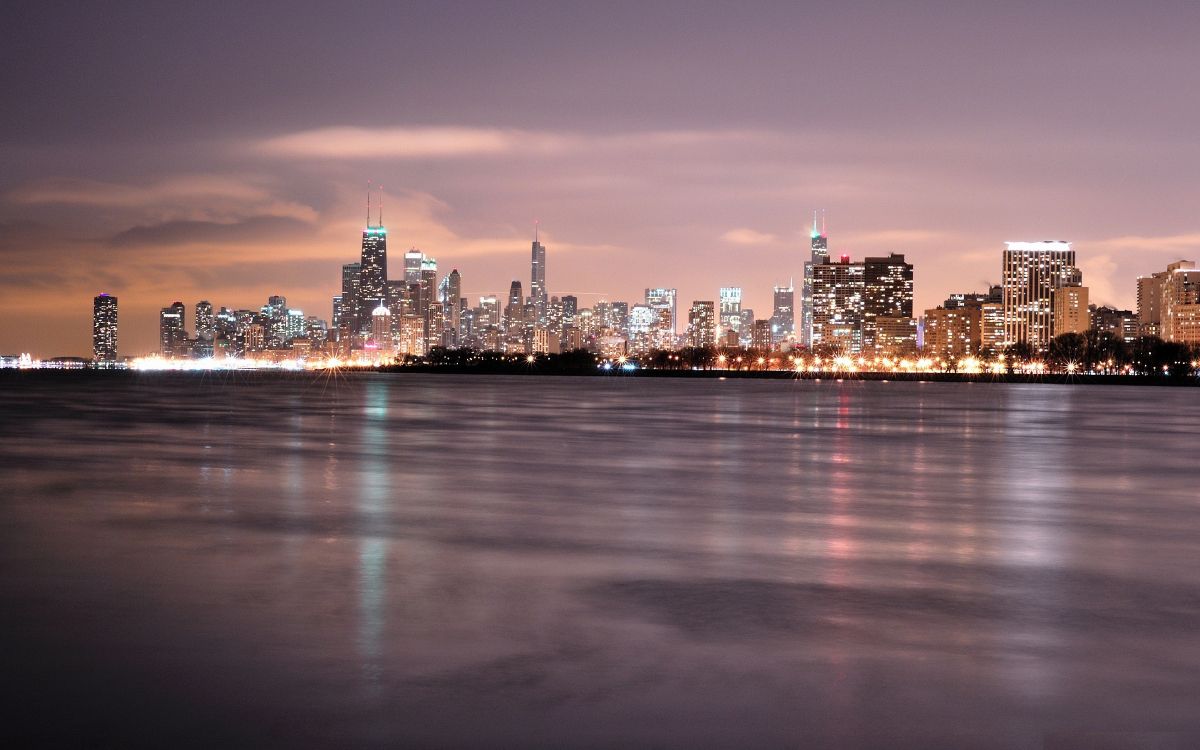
[1137,274,1163,337]
[195,300,215,342]
[531,227,547,321]
[923,306,980,360]
[688,301,716,348]
[1158,260,1200,345]
[771,284,794,344]
[1052,286,1090,336]
[645,288,678,334]
[1090,305,1139,343]
[371,305,392,351]
[505,280,524,335]
[92,293,118,364]
[719,287,742,335]
[262,295,288,348]
[874,315,918,358]
[801,210,828,347]
[358,218,388,329]
[1001,241,1080,351]
[159,301,186,357]
[441,269,462,346]
[863,254,913,354]
[750,319,772,351]
[810,255,865,353]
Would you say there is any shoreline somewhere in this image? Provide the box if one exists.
[3,366,1197,387]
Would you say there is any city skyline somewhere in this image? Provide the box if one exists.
[4,3,1200,356]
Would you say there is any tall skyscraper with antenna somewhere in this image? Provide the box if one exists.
[531,222,547,322]
[358,186,388,332]
[801,210,829,347]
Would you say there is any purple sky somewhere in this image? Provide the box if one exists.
[3,0,1200,356]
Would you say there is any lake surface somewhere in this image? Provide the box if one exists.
[2,373,1199,748]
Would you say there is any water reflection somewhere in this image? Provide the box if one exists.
[1,374,1199,748]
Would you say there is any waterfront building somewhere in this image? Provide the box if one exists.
[195,301,215,342]
[1137,274,1163,337]
[719,287,742,335]
[371,305,392,351]
[159,301,186,357]
[770,284,795,344]
[1001,241,1081,351]
[810,254,865,353]
[923,306,980,361]
[1052,285,1090,336]
[1090,305,1139,344]
[863,254,914,354]
[801,210,829,347]
[359,220,388,329]
[874,315,918,358]
[688,301,716,348]
[750,319,772,351]
[645,287,678,335]
[1159,261,1200,345]
[92,294,118,364]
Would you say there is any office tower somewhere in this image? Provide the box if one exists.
[531,226,547,321]
[719,287,742,334]
[980,303,1004,355]
[1157,260,1200,344]
[371,305,392,351]
[1137,274,1163,337]
[262,295,288,348]
[1052,286,1090,336]
[561,295,578,328]
[1090,306,1139,344]
[923,306,981,361]
[874,316,919,358]
[1001,241,1080,351]
[688,301,716,348]
[750,319,772,351]
[402,249,422,287]
[442,269,462,346]
[505,280,524,331]
[771,284,795,344]
[338,262,361,334]
[810,255,865,353]
[359,206,388,328]
[738,309,755,346]
[862,254,914,353]
[945,285,1001,310]
[801,210,829,347]
[645,287,678,333]
[159,301,186,357]
[418,258,439,349]
[285,309,306,342]
[195,301,215,342]
[92,294,118,364]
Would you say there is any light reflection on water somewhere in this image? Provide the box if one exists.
[2,373,1200,748]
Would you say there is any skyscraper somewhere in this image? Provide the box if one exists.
[404,249,423,287]
[531,225,547,321]
[719,287,742,334]
[810,255,865,353]
[159,301,186,357]
[1001,241,1080,351]
[195,300,215,342]
[688,301,716,348]
[645,287,678,333]
[340,262,361,334]
[770,284,795,343]
[92,294,118,364]
[359,197,388,329]
[801,210,829,347]
[862,254,914,354]
[441,268,462,346]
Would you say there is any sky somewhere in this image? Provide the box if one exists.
[3,0,1200,356]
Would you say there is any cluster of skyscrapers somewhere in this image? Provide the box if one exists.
[84,203,1200,368]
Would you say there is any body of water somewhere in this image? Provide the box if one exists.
[2,373,1199,748]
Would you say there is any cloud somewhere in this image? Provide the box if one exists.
[721,228,777,245]
[7,176,318,223]
[843,229,952,246]
[253,125,760,160]
[1086,233,1200,258]
[108,215,313,248]
[256,126,568,159]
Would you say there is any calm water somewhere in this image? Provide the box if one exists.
[2,373,1199,749]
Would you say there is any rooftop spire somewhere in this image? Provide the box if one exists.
[378,185,383,227]
[811,209,819,239]
[534,219,539,243]
[366,181,371,228]
[821,208,827,238]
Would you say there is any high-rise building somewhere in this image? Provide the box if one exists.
[359,216,388,329]
[863,254,913,353]
[92,294,118,364]
[750,319,772,351]
[1001,241,1080,351]
[371,305,392,351]
[801,210,829,347]
[770,284,795,344]
[1156,260,1200,345]
[719,287,742,334]
[404,249,423,287]
[531,226,547,321]
[810,255,865,353]
[195,301,215,342]
[1052,286,1090,336]
[442,269,462,346]
[645,288,677,333]
[159,301,186,357]
[1090,305,1139,344]
[688,301,716,348]
[1137,273,1163,337]
[923,306,981,361]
